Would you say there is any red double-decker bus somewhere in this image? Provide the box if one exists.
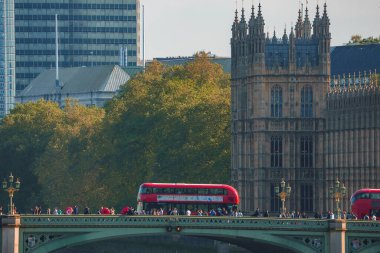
[137,183,240,215]
[351,189,380,219]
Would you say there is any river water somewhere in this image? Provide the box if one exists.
[54,236,251,253]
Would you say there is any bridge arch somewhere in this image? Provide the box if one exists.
[31,227,317,253]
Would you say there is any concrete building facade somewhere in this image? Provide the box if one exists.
[230,4,380,214]
[14,0,140,93]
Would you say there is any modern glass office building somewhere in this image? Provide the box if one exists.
[0,0,16,117]
[14,0,141,92]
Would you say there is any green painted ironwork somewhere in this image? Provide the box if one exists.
[0,216,377,253]
[19,216,329,253]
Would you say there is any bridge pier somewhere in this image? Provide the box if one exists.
[2,215,20,253]
[328,219,346,253]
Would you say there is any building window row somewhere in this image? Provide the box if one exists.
[300,136,313,168]
[270,136,283,168]
[16,15,137,22]
[16,26,137,34]
[16,50,137,57]
[16,38,137,45]
[301,86,313,118]
[270,136,313,168]
[16,73,39,79]
[271,86,282,117]
[271,86,313,118]
[16,61,136,68]
[15,3,136,10]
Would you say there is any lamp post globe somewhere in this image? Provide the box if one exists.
[275,178,290,217]
[2,173,21,215]
[329,178,346,219]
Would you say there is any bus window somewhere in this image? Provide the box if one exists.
[140,187,152,194]
[183,188,197,194]
[371,193,380,199]
[198,188,209,195]
[209,188,227,195]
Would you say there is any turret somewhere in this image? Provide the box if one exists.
[238,8,248,40]
[303,8,312,39]
[321,3,331,39]
[272,29,278,43]
[253,3,265,69]
[248,5,256,65]
[248,5,255,38]
[312,5,321,39]
[282,28,288,44]
[289,26,296,69]
[295,9,303,38]
[319,3,331,74]
[231,9,239,75]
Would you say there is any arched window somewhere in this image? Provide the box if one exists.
[271,136,283,168]
[271,86,283,117]
[301,86,313,118]
[300,136,313,168]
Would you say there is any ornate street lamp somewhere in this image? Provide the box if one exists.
[2,173,21,215]
[329,178,346,219]
[274,178,291,217]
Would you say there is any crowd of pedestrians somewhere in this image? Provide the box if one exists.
[250,207,377,221]
[1,205,377,221]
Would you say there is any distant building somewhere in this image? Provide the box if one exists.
[122,66,145,78]
[152,55,231,73]
[0,0,16,118]
[16,65,130,107]
[14,0,141,93]
[230,3,380,214]
[331,44,380,76]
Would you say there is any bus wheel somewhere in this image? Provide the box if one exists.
[175,226,182,232]
[166,226,173,232]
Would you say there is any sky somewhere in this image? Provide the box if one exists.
[140,0,380,60]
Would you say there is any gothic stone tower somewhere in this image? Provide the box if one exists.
[231,4,331,213]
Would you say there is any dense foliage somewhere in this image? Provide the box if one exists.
[0,54,231,213]
[348,35,380,44]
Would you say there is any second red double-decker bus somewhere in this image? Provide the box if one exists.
[137,183,240,215]
[351,189,380,219]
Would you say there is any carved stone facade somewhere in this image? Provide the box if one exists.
[230,4,380,214]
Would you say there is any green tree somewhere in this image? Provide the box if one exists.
[103,53,231,206]
[0,100,64,210]
[349,35,380,44]
[32,100,106,210]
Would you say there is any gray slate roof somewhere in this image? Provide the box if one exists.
[20,65,130,96]
[331,44,380,76]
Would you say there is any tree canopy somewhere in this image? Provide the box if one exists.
[348,35,380,44]
[0,53,232,213]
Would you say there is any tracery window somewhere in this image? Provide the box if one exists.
[300,136,313,168]
[271,136,283,168]
[301,86,313,118]
[271,86,282,117]
[300,184,313,212]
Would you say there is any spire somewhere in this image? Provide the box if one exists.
[313,5,321,38]
[255,3,265,35]
[303,7,311,38]
[248,4,256,34]
[316,4,320,18]
[240,7,246,23]
[272,28,277,43]
[232,8,239,39]
[321,2,330,37]
[282,27,288,43]
[295,8,303,38]
[290,26,295,39]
